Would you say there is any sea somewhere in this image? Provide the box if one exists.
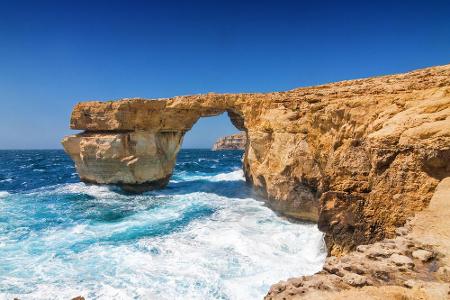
[0,149,326,300]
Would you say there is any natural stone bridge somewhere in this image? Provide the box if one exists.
[63,64,450,255]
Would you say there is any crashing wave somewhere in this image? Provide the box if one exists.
[0,191,10,198]
[208,170,244,182]
[175,170,245,183]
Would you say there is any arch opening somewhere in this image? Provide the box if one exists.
[181,111,244,150]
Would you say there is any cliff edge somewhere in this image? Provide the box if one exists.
[212,132,247,150]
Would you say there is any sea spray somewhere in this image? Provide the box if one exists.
[0,149,326,299]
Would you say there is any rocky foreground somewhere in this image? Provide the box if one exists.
[212,132,246,150]
[266,178,450,299]
[62,64,450,298]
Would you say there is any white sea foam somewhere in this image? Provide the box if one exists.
[52,182,120,199]
[198,158,219,163]
[0,189,326,299]
[177,170,245,183]
[71,224,87,234]
[0,161,326,300]
[209,169,244,181]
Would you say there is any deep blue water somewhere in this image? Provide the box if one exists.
[0,150,325,300]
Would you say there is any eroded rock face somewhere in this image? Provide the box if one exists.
[212,132,247,150]
[63,64,450,254]
[265,177,450,300]
[62,131,183,192]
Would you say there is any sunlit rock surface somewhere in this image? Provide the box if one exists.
[266,177,450,299]
[63,64,450,255]
[212,132,247,150]
[62,131,182,192]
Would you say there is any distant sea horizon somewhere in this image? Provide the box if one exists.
[0,147,235,151]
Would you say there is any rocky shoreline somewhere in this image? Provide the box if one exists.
[266,178,450,299]
[62,64,450,298]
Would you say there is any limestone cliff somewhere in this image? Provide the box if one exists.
[266,177,450,299]
[212,132,246,150]
[63,64,450,256]
[62,131,182,192]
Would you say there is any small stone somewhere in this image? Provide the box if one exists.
[412,249,433,262]
[71,297,85,300]
[390,254,414,267]
[343,273,368,287]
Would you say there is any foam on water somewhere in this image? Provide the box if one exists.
[209,169,245,181]
[0,150,326,300]
[173,169,245,183]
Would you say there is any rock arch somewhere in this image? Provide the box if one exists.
[63,65,450,254]
[62,96,247,191]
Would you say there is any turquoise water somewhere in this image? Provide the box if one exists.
[0,150,326,299]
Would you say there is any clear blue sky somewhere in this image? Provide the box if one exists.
[0,0,449,149]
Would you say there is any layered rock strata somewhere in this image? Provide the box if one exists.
[265,177,450,299]
[62,64,450,255]
[212,132,247,150]
[62,131,183,192]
